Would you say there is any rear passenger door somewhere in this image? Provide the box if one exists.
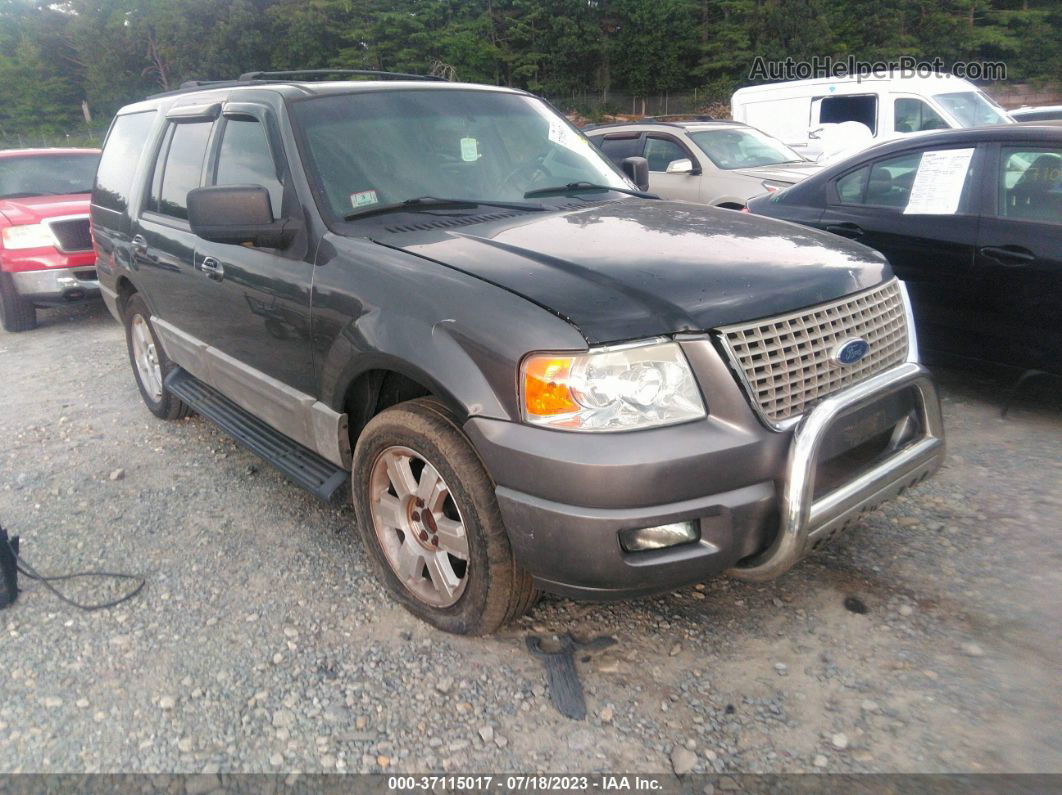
[133,106,216,329]
[192,105,316,394]
[973,142,1062,372]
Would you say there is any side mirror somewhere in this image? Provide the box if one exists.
[665,158,695,175]
[187,185,294,248]
[620,156,650,191]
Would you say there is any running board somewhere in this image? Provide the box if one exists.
[164,367,349,502]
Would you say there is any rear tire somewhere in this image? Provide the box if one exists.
[352,397,537,635]
[0,273,37,332]
[123,293,191,420]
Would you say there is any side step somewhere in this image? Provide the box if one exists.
[164,367,349,502]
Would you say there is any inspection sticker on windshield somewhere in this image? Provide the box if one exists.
[350,190,378,208]
[460,137,479,162]
[904,148,975,215]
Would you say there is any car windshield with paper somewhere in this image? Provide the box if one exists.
[293,89,630,218]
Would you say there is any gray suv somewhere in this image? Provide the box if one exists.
[91,71,944,635]
[587,119,822,208]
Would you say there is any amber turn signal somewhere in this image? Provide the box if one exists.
[522,355,578,417]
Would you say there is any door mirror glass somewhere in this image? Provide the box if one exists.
[665,158,694,174]
[187,185,293,248]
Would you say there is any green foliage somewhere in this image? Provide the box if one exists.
[0,0,1059,137]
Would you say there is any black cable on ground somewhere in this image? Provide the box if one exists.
[1,524,145,611]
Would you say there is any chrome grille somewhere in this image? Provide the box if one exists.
[717,280,909,426]
[47,217,92,252]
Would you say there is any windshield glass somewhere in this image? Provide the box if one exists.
[934,91,1011,127]
[292,89,629,218]
[687,127,804,169]
[0,153,100,199]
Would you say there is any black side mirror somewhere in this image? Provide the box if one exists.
[620,156,650,192]
[187,185,295,248]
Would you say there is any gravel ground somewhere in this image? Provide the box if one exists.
[1,301,1060,776]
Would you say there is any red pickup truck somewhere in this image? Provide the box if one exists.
[0,148,101,332]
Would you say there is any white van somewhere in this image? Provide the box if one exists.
[731,74,1013,159]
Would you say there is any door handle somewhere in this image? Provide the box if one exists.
[199,256,225,280]
[131,234,147,256]
[825,223,864,239]
[979,246,1035,266]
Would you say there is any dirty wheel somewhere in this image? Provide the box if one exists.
[123,293,191,420]
[352,398,537,634]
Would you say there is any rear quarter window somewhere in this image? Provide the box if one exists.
[94,111,157,213]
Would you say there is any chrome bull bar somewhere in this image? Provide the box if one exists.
[728,361,945,582]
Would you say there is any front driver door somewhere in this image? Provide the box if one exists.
[643,134,701,202]
[817,145,984,362]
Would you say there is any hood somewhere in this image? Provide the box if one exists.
[733,161,823,184]
[379,200,891,345]
[0,193,91,226]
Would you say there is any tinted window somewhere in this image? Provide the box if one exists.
[864,151,923,207]
[998,147,1062,223]
[215,118,283,218]
[644,136,687,172]
[894,98,947,133]
[94,111,156,212]
[596,135,643,164]
[835,166,868,204]
[1,154,100,199]
[156,122,212,220]
[820,95,877,134]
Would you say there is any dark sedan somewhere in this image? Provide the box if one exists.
[747,125,1061,375]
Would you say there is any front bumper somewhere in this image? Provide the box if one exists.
[9,267,100,305]
[468,358,944,599]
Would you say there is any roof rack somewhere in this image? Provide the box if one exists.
[238,69,446,83]
[583,116,747,132]
[642,114,715,122]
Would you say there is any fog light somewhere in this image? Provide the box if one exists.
[619,521,699,552]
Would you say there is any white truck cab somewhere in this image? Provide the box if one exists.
[731,73,1013,160]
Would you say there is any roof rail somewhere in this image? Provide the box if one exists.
[238,69,446,83]
[641,114,715,122]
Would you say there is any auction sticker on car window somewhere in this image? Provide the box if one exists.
[903,148,975,215]
[460,137,479,162]
[350,190,379,208]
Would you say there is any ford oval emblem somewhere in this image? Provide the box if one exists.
[833,338,870,366]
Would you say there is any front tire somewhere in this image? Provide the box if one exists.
[123,293,191,420]
[0,273,37,332]
[352,398,537,635]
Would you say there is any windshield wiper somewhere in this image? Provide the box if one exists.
[344,195,545,221]
[523,182,657,199]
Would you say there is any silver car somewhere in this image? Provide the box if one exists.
[586,118,822,208]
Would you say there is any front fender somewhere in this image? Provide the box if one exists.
[313,234,587,421]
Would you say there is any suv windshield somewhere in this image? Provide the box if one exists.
[687,128,804,170]
[934,91,1011,127]
[292,89,630,218]
[0,153,100,199]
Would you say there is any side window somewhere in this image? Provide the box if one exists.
[998,146,1062,223]
[894,98,947,133]
[597,135,643,165]
[94,111,157,212]
[819,95,878,134]
[153,121,212,220]
[835,166,868,204]
[864,151,923,207]
[214,117,284,218]
[644,136,688,172]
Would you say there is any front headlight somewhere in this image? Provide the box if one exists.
[521,338,706,431]
[1,223,56,250]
